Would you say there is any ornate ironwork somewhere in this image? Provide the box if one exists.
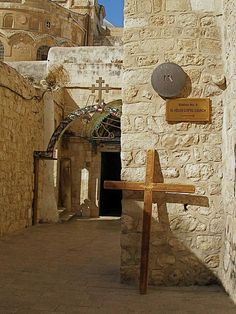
[34,104,121,159]
[92,115,121,142]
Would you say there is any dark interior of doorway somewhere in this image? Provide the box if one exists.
[100,152,122,217]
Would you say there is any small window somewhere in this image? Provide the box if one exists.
[36,45,50,61]
[0,41,4,61]
[46,21,51,29]
[3,15,13,28]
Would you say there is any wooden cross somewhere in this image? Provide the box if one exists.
[104,150,195,295]
[89,77,111,107]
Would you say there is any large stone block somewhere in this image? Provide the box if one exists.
[190,0,215,12]
[166,0,190,11]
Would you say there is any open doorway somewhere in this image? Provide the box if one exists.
[99,152,122,217]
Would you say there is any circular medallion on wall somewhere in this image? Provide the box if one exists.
[18,15,28,25]
[151,62,187,98]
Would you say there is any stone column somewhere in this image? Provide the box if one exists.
[38,92,59,222]
[60,158,72,211]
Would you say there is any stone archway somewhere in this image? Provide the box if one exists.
[59,100,122,218]
[33,101,121,224]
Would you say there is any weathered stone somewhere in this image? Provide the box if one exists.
[121,116,132,133]
[171,216,198,232]
[196,236,222,251]
[203,146,222,162]
[185,163,214,181]
[168,269,184,285]
[134,116,146,131]
[134,150,146,165]
[190,0,215,12]
[176,14,198,28]
[148,116,167,134]
[181,134,199,147]
[172,151,191,164]
[205,255,220,268]
[137,1,152,14]
[162,167,179,178]
[137,55,159,67]
[121,233,141,249]
[153,0,162,12]
[149,15,165,26]
[161,134,179,149]
[121,152,133,166]
[157,253,176,266]
[208,182,221,195]
[122,133,159,150]
[166,0,190,12]
[121,167,146,182]
[124,86,138,103]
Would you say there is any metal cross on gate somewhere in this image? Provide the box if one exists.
[89,77,112,107]
[104,150,196,295]
[66,76,121,108]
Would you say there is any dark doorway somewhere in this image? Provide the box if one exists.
[100,152,122,216]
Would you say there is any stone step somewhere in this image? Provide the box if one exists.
[59,209,76,223]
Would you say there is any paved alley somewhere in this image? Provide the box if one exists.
[0,219,235,314]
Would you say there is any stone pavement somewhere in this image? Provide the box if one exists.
[0,218,235,314]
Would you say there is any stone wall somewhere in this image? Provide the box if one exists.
[47,47,123,217]
[121,0,225,285]
[48,47,123,111]
[221,0,236,304]
[8,61,47,84]
[0,62,44,236]
[48,46,123,137]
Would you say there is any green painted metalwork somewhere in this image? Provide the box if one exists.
[84,99,122,142]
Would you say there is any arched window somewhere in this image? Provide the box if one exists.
[3,15,13,28]
[36,45,50,61]
[0,41,4,61]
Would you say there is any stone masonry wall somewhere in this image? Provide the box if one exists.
[0,62,44,236]
[121,0,225,285]
[221,0,236,304]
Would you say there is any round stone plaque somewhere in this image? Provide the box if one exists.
[151,62,187,98]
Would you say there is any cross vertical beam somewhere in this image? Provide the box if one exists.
[140,150,157,294]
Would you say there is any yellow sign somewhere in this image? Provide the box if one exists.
[166,98,211,123]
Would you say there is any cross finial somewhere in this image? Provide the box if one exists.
[89,77,111,107]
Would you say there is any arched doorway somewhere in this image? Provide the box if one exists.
[100,151,122,217]
[33,100,122,223]
[36,45,50,61]
[59,100,122,218]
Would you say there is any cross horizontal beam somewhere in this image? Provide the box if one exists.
[104,181,195,193]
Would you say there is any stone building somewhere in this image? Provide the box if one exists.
[0,0,236,307]
[0,0,119,61]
